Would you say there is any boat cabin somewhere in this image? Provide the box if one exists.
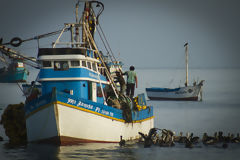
[38,48,108,104]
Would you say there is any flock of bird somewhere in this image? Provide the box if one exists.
[119,128,240,148]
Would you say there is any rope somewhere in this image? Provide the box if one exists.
[96,23,125,87]
[0,45,39,69]
[96,27,109,58]
[16,83,27,99]
[98,23,117,62]
[91,9,123,74]
[83,23,119,98]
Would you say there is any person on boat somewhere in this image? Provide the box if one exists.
[123,66,138,99]
[115,71,126,94]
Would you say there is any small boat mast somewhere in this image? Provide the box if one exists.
[184,42,188,87]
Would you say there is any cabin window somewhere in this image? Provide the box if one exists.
[92,62,97,72]
[71,60,80,67]
[42,61,52,68]
[82,60,87,67]
[54,61,69,71]
[17,62,24,68]
[87,62,92,69]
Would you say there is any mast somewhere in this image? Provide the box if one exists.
[75,1,80,48]
[81,2,90,48]
[184,42,188,87]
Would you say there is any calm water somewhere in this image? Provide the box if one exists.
[1,68,240,160]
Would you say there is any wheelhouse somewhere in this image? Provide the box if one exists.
[37,48,108,104]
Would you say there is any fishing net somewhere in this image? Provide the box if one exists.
[0,103,27,145]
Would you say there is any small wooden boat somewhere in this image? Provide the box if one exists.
[146,43,204,101]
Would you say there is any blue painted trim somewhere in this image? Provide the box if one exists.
[87,49,94,58]
[146,87,180,92]
[24,92,53,115]
[39,68,107,81]
[25,89,153,122]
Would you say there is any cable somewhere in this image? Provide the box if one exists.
[2,28,70,47]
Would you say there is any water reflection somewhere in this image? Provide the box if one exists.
[2,141,240,160]
[57,143,136,160]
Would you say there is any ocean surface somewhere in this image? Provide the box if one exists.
[1,68,240,160]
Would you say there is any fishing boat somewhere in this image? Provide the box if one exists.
[0,58,28,83]
[146,43,204,101]
[22,1,153,145]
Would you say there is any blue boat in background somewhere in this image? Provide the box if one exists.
[0,59,28,83]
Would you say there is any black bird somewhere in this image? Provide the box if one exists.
[174,132,182,143]
[190,133,199,144]
[119,135,125,147]
[231,134,240,143]
[223,133,231,143]
[236,133,240,142]
[148,128,158,138]
[202,133,216,145]
[218,131,224,142]
[138,128,157,148]
[185,138,193,148]
[178,132,188,143]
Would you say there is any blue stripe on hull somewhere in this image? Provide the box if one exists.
[148,96,198,101]
[25,89,154,122]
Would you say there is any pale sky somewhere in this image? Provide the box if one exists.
[1,0,240,69]
[0,0,240,104]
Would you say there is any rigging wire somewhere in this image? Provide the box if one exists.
[97,23,118,63]
[16,83,27,99]
[2,28,70,47]
[0,54,8,66]
[91,9,117,64]
[84,23,119,98]
[96,27,109,57]
[0,45,39,69]
[96,23,125,78]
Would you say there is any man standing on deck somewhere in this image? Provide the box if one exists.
[124,66,138,99]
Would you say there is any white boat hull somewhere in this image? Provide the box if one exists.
[26,101,154,145]
[146,85,203,101]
